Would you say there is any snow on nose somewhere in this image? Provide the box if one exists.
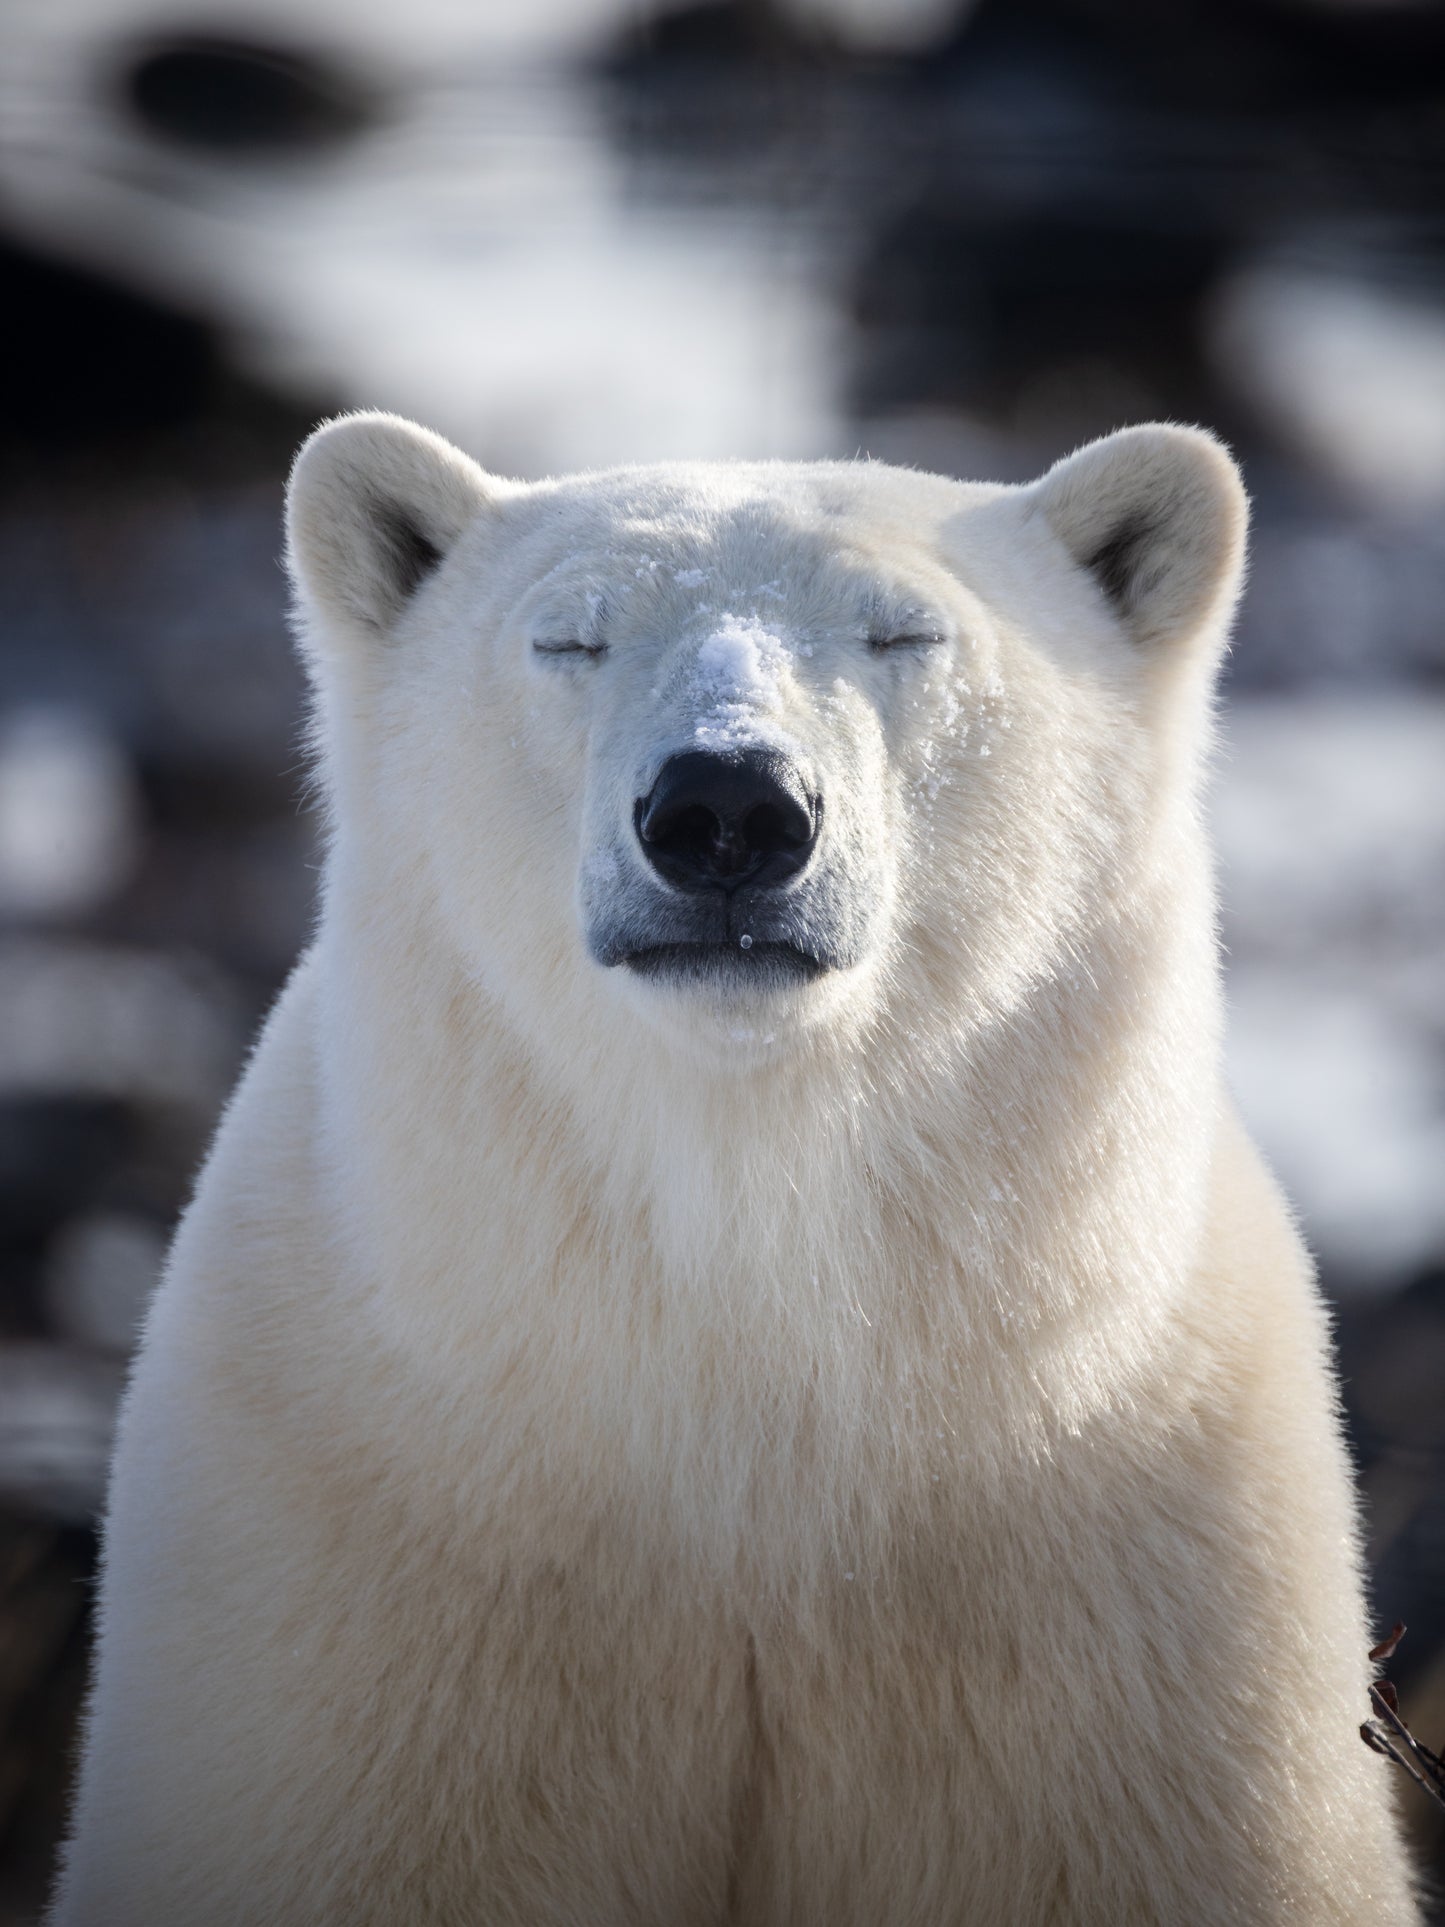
[688,613,799,754]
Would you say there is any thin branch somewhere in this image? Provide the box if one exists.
[1359,1624,1445,1816]
[1369,1622,1407,1666]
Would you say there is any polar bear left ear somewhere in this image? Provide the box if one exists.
[285,411,498,641]
[1032,424,1248,651]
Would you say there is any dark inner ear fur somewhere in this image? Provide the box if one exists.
[1082,513,1159,616]
[370,496,445,606]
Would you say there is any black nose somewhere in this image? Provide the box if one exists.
[635,749,820,893]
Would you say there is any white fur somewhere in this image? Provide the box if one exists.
[51,417,1419,1924]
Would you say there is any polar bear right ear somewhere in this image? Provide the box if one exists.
[1031,424,1248,653]
[285,412,497,641]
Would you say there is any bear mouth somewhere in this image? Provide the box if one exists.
[621,940,827,985]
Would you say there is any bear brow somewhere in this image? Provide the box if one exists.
[861,584,941,640]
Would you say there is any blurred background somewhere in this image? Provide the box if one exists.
[0,0,1442,1914]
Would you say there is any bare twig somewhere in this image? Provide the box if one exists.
[1359,1624,1445,1816]
[1369,1622,1407,1666]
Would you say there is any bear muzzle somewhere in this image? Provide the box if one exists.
[581,748,860,986]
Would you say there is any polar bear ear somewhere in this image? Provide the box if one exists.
[1032,424,1247,651]
[285,412,496,639]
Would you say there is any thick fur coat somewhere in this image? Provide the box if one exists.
[52,418,1419,1924]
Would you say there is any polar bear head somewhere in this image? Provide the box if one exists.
[286,416,1245,1073]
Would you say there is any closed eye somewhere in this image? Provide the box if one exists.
[867,630,945,654]
[532,638,607,660]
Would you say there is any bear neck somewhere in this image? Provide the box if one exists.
[311,840,1225,1487]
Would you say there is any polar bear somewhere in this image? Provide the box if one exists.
[52,416,1417,1925]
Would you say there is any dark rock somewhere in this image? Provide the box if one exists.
[116,32,378,153]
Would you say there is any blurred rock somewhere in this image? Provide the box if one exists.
[0,487,310,833]
[0,238,224,460]
[119,32,378,152]
[0,1523,91,1923]
[1232,516,1445,686]
[0,1098,133,1260]
[1227,980,1445,1285]
[44,1213,165,1359]
[0,1345,122,1525]
[1341,1267,1445,1730]
[852,195,1225,427]
[0,706,140,923]
[771,0,976,56]
[1211,262,1445,515]
[1218,695,1445,1290]
[0,938,248,1116]
[1217,695,1445,955]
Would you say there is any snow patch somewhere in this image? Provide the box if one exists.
[690,613,797,752]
